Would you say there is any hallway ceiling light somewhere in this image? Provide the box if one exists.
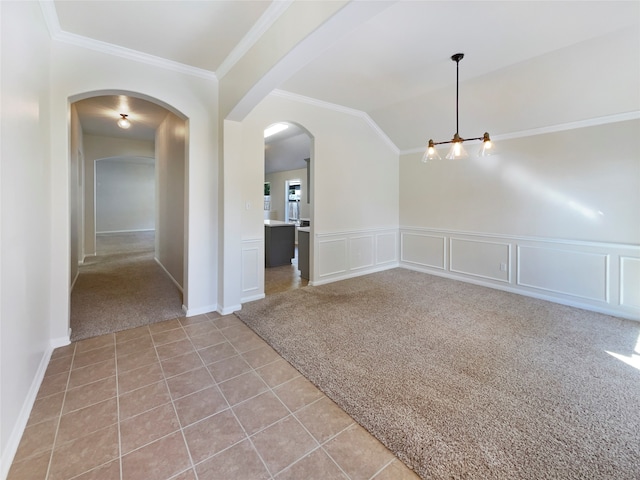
[264,123,288,138]
[117,113,131,129]
[422,53,493,162]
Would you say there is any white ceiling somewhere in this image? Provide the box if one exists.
[54,0,272,72]
[59,1,638,165]
[264,124,311,174]
[74,95,170,141]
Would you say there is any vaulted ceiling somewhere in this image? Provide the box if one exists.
[56,1,639,160]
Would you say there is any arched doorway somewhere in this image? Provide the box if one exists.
[263,121,313,295]
[69,92,188,340]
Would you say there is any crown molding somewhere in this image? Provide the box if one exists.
[216,0,294,80]
[39,0,61,37]
[400,110,640,155]
[270,90,400,154]
[38,1,216,81]
[493,111,640,141]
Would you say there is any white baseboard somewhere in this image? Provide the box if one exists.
[70,270,79,293]
[81,253,96,263]
[218,304,242,315]
[311,263,398,287]
[154,257,183,293]
[51,335,71,349]
[241,293,265,304]
[0,346,53,480]
[96,229,155,234]
[183,304,218,317]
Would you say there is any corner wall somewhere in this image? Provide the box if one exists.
[399,119,640,320]
[231,93,399,305]
[0,1,54,475]
[156,112,186,289]
[49,41,219,337]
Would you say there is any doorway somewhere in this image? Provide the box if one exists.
[69,93,187,340]
[263,122,312,295]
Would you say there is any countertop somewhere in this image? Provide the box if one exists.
[264,220,295,227]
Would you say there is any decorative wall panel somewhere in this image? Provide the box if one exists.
[349,235,374,270]
[400,227,639,321]
[517,246,608,301]
[400,233,446,269]
[450,238,510,282]
[620,256,640,308]
[315,228,399,284]
[241,239,262,302]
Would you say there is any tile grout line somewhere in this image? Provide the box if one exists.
[155,320,207,480]
[213,318,352,478]
[43,343,77,480]
[368,458,398,480]
[114,332,124,480]
[217,321,346,479]
[64,335,121,480]
[258,373,353,479]
[209,319,276,479]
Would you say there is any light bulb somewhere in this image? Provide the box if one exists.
[117,114,131,129]
[421,140,441,162]
[445,141,467,160]
[477,133,494,157]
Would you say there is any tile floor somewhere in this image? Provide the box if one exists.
[8,312,419,480]
[264,247,309,296]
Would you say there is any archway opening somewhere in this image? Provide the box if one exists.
[68,91,188,340]
[263,121,313,295]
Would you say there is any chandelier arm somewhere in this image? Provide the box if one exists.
[430,135,485,146]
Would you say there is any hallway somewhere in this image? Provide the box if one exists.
[70,232,184,341]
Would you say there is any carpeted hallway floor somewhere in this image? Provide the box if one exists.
[70,232,184,341]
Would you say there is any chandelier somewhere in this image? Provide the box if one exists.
[422,53,493,162]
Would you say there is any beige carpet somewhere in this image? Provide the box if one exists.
[235,268,640,479]
[70,232,184,341]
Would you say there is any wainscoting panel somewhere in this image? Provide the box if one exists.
[315,228,399,285]
[400,226,640,321]
[349,235,375,270]
[241,239,263,302]
[376,232,398,265]
[517,246,608,302]
[620,256,640,308]
[318,238,348,278]
[400,232,446,269]
[450,238,510,283]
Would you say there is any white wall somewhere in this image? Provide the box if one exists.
[95,158,155,233]
[264,167,309,222]
[399,119,640,319]
[49,41,219,338]
[0,1,53,475]
[401,120,640,244]
[69,104,84,287]
[231,93,399,303]
[82,134,154,255]
[156,112,186,289]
